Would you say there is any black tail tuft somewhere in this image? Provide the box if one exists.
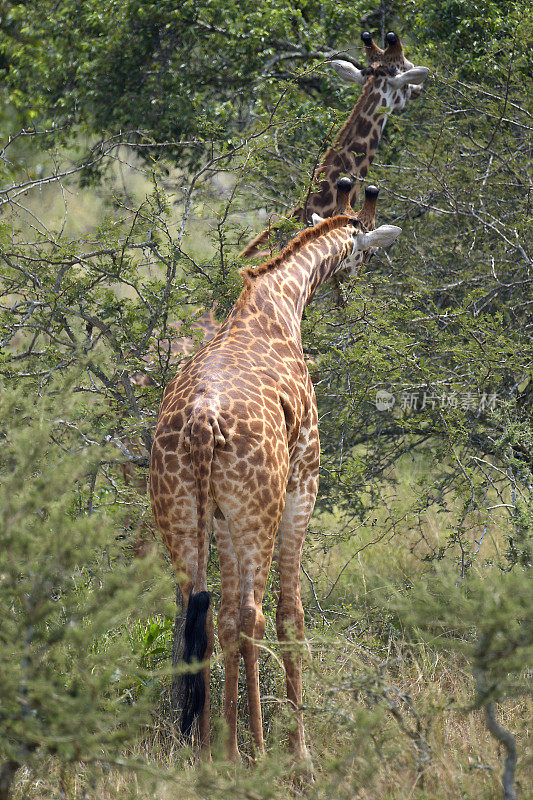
[179,590,210,739]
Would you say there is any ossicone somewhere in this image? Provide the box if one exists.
[364,185,379,200]
[336,177,354,193]
[361,30,384,60]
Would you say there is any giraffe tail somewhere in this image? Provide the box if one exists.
[180,590,210,738]
[180,410,224,739]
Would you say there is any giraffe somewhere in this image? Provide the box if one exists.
[240,30,428,258]
[149,181,401,765]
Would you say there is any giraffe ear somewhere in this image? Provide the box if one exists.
[356,225,402,250]
[328,60,366,86]
[389,66,429,89]
[311,213,326,226]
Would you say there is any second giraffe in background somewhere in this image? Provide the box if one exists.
[240,31,428,258]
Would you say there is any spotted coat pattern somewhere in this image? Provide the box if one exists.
[150,199,379,763]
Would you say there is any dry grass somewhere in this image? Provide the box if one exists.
[9,632,531,800]
[10,444,530,800]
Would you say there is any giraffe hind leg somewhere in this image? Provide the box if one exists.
[214,513,268,758]
[275,484,317,776]
[213,513,241,761]
[239,587,267,756]
[225,513,280,758]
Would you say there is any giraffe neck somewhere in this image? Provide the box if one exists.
[237,224,354,335]
[304,76,391,219]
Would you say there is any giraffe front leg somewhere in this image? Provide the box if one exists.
[276,484,317,775]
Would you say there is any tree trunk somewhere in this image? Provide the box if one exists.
[484,702,518,800]
[0,760,19,800]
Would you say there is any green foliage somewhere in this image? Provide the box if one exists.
[0,379,170,778]
[132,617,174,669]
[0,1,531,797]
[406,0,529,78]
[0,0,368,171]
[384,563,533,706]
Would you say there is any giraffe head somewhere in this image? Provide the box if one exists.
[312,180,401,276]
[330,30,429,112]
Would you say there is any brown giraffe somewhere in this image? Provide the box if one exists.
[149,181,401,766]
[240,30,428,258]
[125,306,321,557]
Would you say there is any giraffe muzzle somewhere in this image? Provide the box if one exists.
[356,224,402,251]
